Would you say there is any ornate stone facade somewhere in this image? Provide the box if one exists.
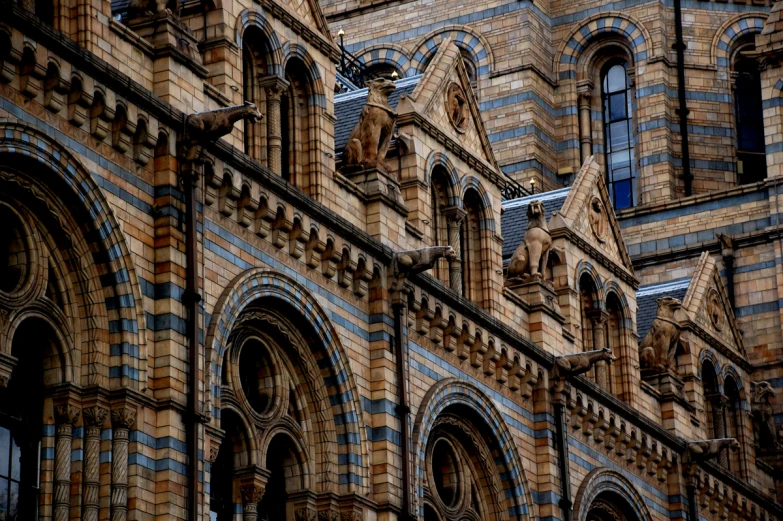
[0,0,781,520]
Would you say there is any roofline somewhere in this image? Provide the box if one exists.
[636,277,692,297]
[334,74,423,103]
[502,187,571,209]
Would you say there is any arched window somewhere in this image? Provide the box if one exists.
[461,189,484,305]
[431,167,450,285]
[606,293,624,397]
[587,492,640,521]
[724,377,741,471]
[284,58,314,193]
[601,60,637,209]
[734,58,766,183]
[242,31,269,161]
[579,273,597,353]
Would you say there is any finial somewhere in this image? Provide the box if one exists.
[338,28,345,37]
[391,71,399,79]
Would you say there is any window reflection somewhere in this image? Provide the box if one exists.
[601,61,637,210]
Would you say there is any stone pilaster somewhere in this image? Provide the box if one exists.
[577,81,594,164]
[258,76,290,177]
[589,312,609,389]
[82,406,108,521]
[54,404,81,521]
[111,407,137,521]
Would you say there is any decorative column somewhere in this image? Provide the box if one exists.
[258,76,290,176]
[111,407,137,521]
[54,404,81,521]
[709,394,728,467]
[442,207,466,295]
[82,406,108,521]
[589,311,609,389]
[238,467,271,521]
[577,81,594,163]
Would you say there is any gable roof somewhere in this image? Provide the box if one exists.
[552,156,634,274]
[333,75,420,154]
[636,279,691,340]
[501,188,570,260]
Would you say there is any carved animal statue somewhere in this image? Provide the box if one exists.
[181,102,263,161]
[127,0,168,17]
[684,438,739,463]
[552,348,615,381]
[751,381,780,449]
[507,200,552,281]
[638,296,681,372]
[391,246,457,292]
[343,78,397,171]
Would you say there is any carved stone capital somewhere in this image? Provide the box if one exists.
[111,407,137,430]
[83,406,109,428]
[258,75,290,98]
[441,206,467,225]
[55,404,81,426]
[296,508,317,521]
[577,80,594,100]
[240,483,265,505]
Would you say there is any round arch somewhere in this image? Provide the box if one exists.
[204,269,370,494]
[573,468,653,521]
[460,176,495,232]
[283,42,326,108]
[0,122,149,390]
[356,43,413,77]
[412,378,534,521]
[711,14,767,67]
[410,25,494,77]
[576,260,606,309]
[555,13,652,80]
[426,152,462,208]
[698,349,722,387]
[235,9,285,77]
[603,281,632,329]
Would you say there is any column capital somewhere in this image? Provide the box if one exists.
[237,466,271,504]
[586,308,609,325]
[441,205,467,224]
[111,406,137,430]
[83,405,109,428]
[258,75,290,96]
[576,79,594,98]
[55,403,81,426]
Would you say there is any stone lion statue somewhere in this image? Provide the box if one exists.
[507,200,552,281]
[391,246,457,292]
[638,296,682,372]
[553,348,615,380]
[344,78,397,172]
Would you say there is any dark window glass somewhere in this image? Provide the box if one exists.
[0,427,21,519]
[602,61,637,209]
[734,59,767,184]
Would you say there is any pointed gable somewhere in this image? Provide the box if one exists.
[681,252,745,356]
[397,38,499,173]
[551,156,634,274]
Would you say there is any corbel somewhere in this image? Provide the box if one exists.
[218,171,241,217]
[271,205,293,249]
[415,299,434,336]
[89,87,115,140]
[321,238,340,279]
[636,437,651,471]
[456,322,475,362]
[112,101,137,153]
[353,256,373,298]
[481,339,498,376]
[570,396,586,431]
[19,44,46,99]
[646,444,662,476]
[337,246,357,289]
[614,424,630,457]
[495,346,512,383]
[522,365,537,399]
[508,355,522,391]
[204,165,223,206]
[0,27,22,83]
[289,217,310,260]
[236,184,258,228]
[304,226,325,269]
[133,116,158,166]
[441,314,458,352]
[592,410,608,444]
[625,432,641,464]
[67,74,93,128]
[43,61,69,113]
[604,417,619,451]
[582,403,597,437]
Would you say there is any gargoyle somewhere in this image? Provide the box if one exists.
[507,200,552,281]
[683,438,739,463]
[180,101,263,162]
[552,348,615,382]
[638,296,682,373]
[343,78,397,172]
[391,246,457,293]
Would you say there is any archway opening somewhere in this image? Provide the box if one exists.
[587,492,640,521]
[259,434,302,521]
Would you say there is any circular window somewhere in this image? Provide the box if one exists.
[432,438,461,508]
[238,339,278,415]
[0,205,30,293]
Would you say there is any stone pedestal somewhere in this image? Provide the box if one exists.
[505,278,563,354]
[343,165,406,209]
[505,278,559,314]
[641,370,686,400]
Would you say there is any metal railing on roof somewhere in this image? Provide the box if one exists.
[337,29,367,91]
[500,174,531,200]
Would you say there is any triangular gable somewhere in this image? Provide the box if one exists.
[265,0,334,43]
[397,38,499,173]
[550,156,634,274]
[681,251,746,356]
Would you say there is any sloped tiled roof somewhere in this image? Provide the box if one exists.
[635,279,691,340]
[500,188,570,260]
[334,75,420,154]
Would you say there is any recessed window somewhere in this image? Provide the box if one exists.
[601,61,637,210]
[734,59,767,184]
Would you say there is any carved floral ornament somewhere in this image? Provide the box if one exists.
[446,82,469,132]
[588,196,608,244]
[707,288,723,331]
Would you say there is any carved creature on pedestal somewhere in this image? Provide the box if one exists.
[344,78,397,172]
[180,102,263,162]
[553,348,615,381]
[638,297,682,373]
[506,200,552,281]
[391,246,457,293]
[751,381,780,450]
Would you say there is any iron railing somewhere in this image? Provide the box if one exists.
[337,31,368,90]
[500,174,531,200]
